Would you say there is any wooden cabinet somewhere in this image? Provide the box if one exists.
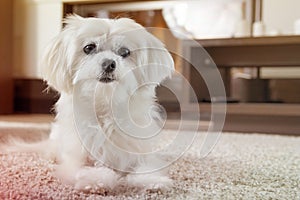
[182,36,300,135]
[0,0,13,114]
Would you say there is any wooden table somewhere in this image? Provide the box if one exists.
[196,36,300,67]
[181,36,300,135]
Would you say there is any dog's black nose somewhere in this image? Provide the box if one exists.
[102,59,116,73]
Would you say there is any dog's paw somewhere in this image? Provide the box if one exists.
[77,183,108,195]
[145,176,173,193]
[127,174,172,193]
[74,166,119,194]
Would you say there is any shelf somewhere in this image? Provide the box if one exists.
[183,36,300,67]
[193,35,300,48]
[62,0,166,5]
[183,103,300,117]
[63,0,135,4]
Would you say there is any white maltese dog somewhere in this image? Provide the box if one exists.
[36,15,175,192]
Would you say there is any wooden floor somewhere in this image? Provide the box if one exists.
[0,114,209,137]
[0,114,53,141]
[0,114,54,123]
[1,113,298,136]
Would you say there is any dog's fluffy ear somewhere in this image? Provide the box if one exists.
[112,18,174,84]
[63,14,84,27]
[40,14,83,93]
[139,34,175,84]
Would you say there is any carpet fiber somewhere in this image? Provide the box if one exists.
[1,131,300,199]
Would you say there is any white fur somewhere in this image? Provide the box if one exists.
[39,15,174,192]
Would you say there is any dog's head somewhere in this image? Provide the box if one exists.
[41,15,174,94]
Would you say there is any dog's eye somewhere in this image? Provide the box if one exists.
[83,43,96,55]
[117,47,130,58]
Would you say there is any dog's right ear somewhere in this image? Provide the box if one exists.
[40,15,83,93]
[40,33,72,93]
[63,14,84,27]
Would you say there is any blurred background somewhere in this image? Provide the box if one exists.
[1,0,300,134]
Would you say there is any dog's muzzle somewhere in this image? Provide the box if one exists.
[98,59,116,83]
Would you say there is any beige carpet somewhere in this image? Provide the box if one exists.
[0,115,300,199]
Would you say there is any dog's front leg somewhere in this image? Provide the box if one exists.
[74,166,120,193]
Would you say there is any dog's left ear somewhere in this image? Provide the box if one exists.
[139,34,175,84]
[115,18,175,84]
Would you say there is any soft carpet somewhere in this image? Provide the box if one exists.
[1,132,300,199]
[0,116,299,199]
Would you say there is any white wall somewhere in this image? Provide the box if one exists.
[13,0,63,78]
[263,0,300,35]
